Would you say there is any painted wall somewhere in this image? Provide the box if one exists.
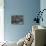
[0,0,4,42]
[40,0,46,26]
[4,0,40,42]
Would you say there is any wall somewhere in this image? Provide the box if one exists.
[0,0,4,42]
[4,0,40,42]
[40,0,46,26]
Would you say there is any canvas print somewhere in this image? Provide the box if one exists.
[11,15,24,25]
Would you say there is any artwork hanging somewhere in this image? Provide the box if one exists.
[11,15,24,25]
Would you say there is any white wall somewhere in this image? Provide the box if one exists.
[40,0,46,26]
[0,0,4,42]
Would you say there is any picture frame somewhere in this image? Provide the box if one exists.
[11,15,24,25]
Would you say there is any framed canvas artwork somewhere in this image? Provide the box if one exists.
[11,15,24,25]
